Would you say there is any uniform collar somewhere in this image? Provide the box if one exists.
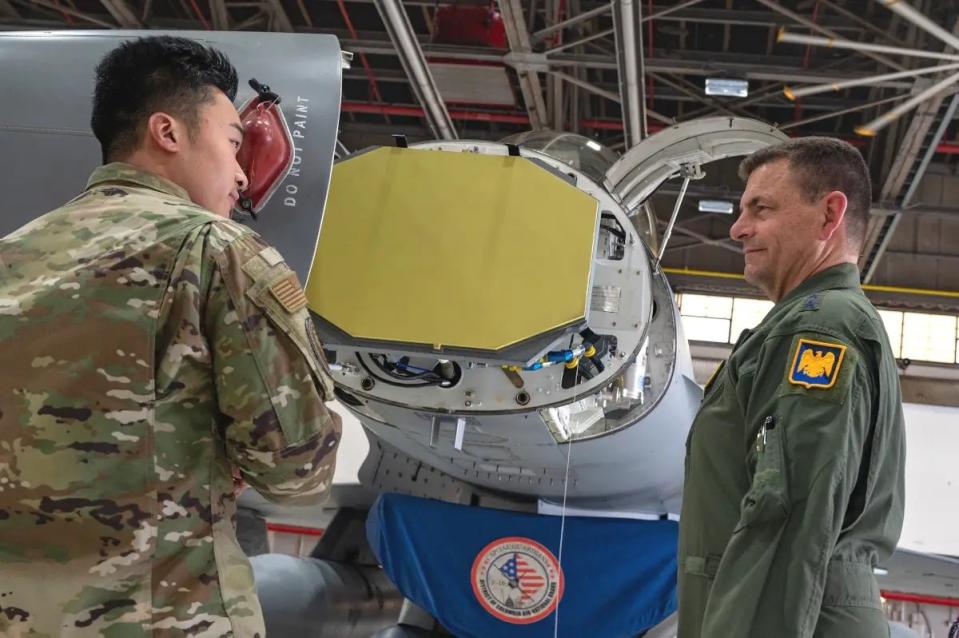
[777,262,861,308]
[86,162,192,202]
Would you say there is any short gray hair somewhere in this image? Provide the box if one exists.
[738,136,871,248]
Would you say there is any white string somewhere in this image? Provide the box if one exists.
[552,433,574,638]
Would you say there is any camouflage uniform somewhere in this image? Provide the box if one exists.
[0,163,342,637]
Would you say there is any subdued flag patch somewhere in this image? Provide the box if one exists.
[788,338,846,389]
[270,274,307,313]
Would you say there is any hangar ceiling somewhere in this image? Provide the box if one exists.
[3,0,959,311]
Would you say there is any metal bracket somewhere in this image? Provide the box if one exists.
[655,162,705,268]
[502,51,551,73]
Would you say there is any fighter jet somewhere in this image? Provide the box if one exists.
[2,29,956,638]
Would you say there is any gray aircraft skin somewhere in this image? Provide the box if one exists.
[0,29,341,280]
[2,29,957,638]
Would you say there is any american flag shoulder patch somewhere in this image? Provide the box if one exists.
[269,273,308,313]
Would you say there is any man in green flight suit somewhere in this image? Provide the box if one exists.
[0,36,341,636]
[677,137,905,638]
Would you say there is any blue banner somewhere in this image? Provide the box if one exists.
[367,493,677,638]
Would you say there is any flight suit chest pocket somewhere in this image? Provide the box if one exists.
[736,416,789,531]
[245,260,335,401]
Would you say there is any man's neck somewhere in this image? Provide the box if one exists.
[118,153,176,183]
[766,251,856,302]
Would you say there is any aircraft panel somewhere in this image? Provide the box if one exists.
[0,30,342,281]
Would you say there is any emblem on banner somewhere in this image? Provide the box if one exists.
[471,536,564,624]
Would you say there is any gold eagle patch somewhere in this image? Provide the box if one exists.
[788,338,846,389]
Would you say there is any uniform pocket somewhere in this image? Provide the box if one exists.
[735,416,789,531]
[821,560,882,609]
[683,553,723,579]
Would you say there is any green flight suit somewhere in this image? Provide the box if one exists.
[677,263,906,638]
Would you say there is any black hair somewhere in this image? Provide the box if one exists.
[91,35,238,163]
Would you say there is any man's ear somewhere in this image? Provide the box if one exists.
[145,112,183,153]
[820,190,848,241]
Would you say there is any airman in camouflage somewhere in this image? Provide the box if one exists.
[0,36,341,637]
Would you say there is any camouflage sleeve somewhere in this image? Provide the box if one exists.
[204,225,341,505]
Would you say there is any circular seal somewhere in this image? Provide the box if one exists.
[470,536,564,624]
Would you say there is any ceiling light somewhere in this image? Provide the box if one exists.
[698,200,735,214]
[873,567,889,576]
[585,139,603,152]
[705,78,749,98]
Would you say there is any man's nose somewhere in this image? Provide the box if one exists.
[235,164,249,193]
[729,213,749,242]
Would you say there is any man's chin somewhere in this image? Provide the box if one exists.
[742,265,762,287]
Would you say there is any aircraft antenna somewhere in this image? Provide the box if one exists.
[553,433,574,637]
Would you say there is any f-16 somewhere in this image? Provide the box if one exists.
[2,29,955,638]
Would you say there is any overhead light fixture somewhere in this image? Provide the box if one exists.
[705,78,749,98]
[585,139,603,151]
[873,567,889,576]
[698,200,735,215]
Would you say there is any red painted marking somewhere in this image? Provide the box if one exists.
[266,523,324,537]
[882,590,959,608]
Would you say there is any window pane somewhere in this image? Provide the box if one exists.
[901,313,958,364]
[730,298,774,342]
[877,310,904,358]
[680,294,733,319]
[682,316,731,343]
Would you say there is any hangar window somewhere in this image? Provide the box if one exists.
[676,294,732,343]
[730,298,774,341]
[677,293,959,366]
[878,310,904,357]
[900,312,958,364]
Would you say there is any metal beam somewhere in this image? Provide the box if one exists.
[532,3,609,44]
[0,0,20,18]
[817,0,910,48]
[870,0,959,53]
[778,93,912,131]
[612,0,648,147]
[549,69,619,103]
[499,0,548,130]
[655,219,743,255]
[339,37,919,87]
[860,18,959,282]
[373,0,457,139]
[645,0,705,23]
[547,0,562,129]
[208,0,228,29]
[861,92,959,282]
[650,72,751,118]
[544,27,613,55]
[25,0,116,27]
[265,0,294,31]
[753,0,905,71]
[99,0,140,27]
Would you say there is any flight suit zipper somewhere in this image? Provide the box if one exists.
[756,415,775,455]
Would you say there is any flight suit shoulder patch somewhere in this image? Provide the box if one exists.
[786,337,847,390]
